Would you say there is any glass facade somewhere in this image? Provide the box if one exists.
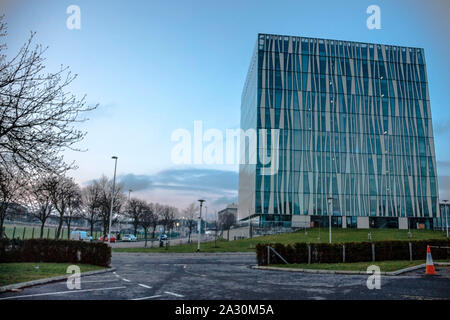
[238,34,440,228]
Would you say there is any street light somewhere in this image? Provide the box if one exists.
[327,197,333,244]
[108,156,118,245]
[444,200,449,238]
[197,199,205,252]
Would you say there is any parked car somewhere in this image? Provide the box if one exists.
[160,234,168,240]
[122,234,137,242]
[70,231,92,242]
[99,235,116,243]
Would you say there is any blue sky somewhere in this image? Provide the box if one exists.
[2,0,450,214]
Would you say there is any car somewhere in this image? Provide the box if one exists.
[160,234,168,240]
[122,234,137,242]
[99,235,116,243]
[70,231,92,242]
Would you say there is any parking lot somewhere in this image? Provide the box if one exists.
[0,252,449,300]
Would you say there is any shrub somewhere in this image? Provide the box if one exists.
[256,239,450,266]
[0,239,111,267]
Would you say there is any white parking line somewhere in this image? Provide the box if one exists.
[131,295,162,300]
[122,278,131,282]
[0,286,126,300]
[164,291,184,297]
[80,279,119,283]
[138,284,152,289]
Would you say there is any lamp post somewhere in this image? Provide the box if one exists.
[197,199,205,252]
[109,156,118,245]
[444,200,449,238]
[327,197,333,244]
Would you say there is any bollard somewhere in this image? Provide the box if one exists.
[371,243,376,262]
[308,244,311,264]
[409,242,413,261]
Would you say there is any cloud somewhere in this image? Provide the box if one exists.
[118,168,238,194]
[437,161,450,168]
[434,119,450,135]
[115,168,238,213]
[439,176,450,201]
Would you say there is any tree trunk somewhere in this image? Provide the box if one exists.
[90,218,94,237]
[40,222,45,239]
[144,229,148,247]
[227,228,230,241]
[188,229,191,243]
[0,215,4,238]
[67,219,71,239]
[56,216,63,239]
[152,225,156,239]
[134,223,138,237]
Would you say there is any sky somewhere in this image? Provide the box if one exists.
[1,0,450,216]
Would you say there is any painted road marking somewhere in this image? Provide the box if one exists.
[0,286,126,300]
[122,278,131,282]
[131,295,162,300]
[165,291,184,297]
[80,279,119,283]
[183,265,206,277]
[138,284,152,289]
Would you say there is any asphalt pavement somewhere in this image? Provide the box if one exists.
[0,252,449,300]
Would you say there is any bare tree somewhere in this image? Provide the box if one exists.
[219,211,236,241]
[96,175,125,237]
[126,198,145,236]
[150,203,163,239]
[25,176,54,238]
[80,182,101,237]
[139,202,157,247]
[64,183,82,238]
[160,205,177,235]
[0,15,96,176]
[183,202,198,243]
[0,168,22,238]
[46,175,80,239]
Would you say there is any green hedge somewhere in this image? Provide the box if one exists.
[0,239,111,267]
[256,239,450,265]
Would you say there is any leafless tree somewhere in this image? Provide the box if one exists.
[139,202,158,247]
[126,198,145,236]
[0,15,97,176]
[25,176,54,238]
[46,175,80,239]
[80,182,101,237]
[219,211,236,241]
[183,202,198,243]
[64,183,82,239]
[160,205,177,235]
[150,203,163,239]
[0,168,22,238]
[96,175,125,237]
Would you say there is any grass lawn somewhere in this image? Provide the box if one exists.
[0,263,105,287]
[270,259,450,272]
[113,228,447,253]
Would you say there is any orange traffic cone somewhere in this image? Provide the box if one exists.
[425,245,436,275]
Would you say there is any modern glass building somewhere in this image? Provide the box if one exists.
[238,33,439,229]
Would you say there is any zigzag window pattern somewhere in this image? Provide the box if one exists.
[251,34,439,220]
